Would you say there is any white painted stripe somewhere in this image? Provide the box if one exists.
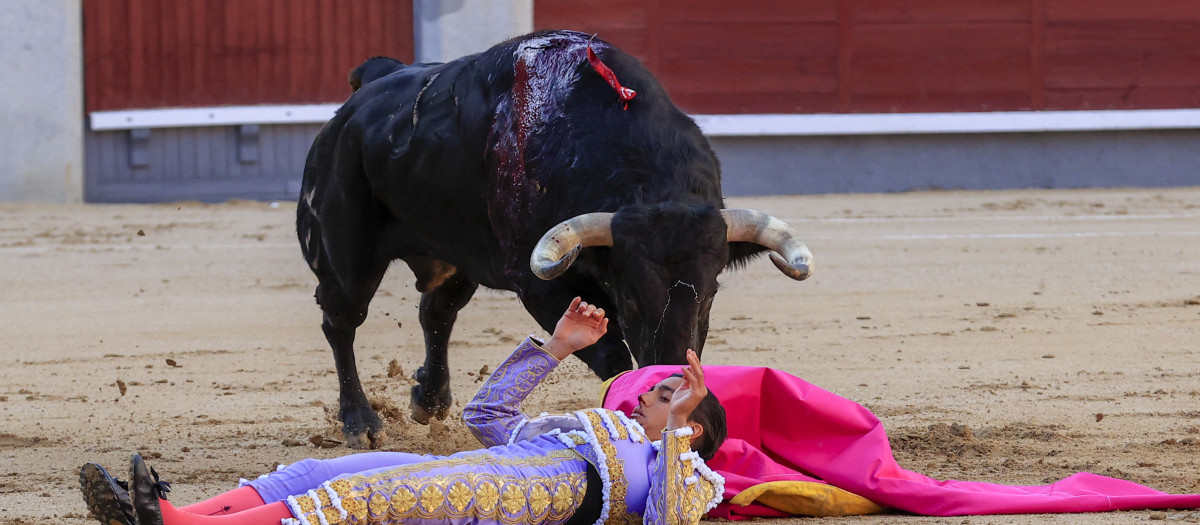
[90,105,1200,135]
[89,104,341,130]
[694,109,1200,136]
[834,231,1200,241]
[0,243,296,254]
[781,213,1200,224]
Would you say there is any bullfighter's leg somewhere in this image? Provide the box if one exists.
[411,271,478,424]
[315,258,390,449]
[521,284,633,379]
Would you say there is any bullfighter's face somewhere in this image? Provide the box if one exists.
[630,376,685,440]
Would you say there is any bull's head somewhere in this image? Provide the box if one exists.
[530,204,812,366]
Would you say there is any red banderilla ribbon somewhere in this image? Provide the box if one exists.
[586,35,636,110]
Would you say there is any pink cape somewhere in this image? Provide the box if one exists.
[601,365,1200,518]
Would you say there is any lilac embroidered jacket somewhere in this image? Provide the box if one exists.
[463,337,724,525]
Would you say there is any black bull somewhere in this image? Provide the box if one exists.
[298,31,814,449]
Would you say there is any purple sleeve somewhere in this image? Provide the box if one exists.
[644,428,725,525]
[462,336,561,447]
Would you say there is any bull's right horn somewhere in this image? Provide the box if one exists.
[722,208,814,280]
[530,212,614,280]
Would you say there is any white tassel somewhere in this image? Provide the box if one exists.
[306,489,330,525]
[614,411,646,442]
[596,408,621,438]
[575,412,613,525]
[283,496,307,525]
[507,417,531,445]
[322,481,348,521]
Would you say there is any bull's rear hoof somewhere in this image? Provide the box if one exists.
[409,384,452,425]
[344,429,387,450]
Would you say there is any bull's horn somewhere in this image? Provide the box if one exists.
[530,212,614,280]
[721,208,814,281]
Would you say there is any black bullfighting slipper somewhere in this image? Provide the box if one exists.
[129,454,170,525]
[79,462,135,525]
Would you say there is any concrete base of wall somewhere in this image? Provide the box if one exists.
[84,124,320,203]
[711,130,1200,196]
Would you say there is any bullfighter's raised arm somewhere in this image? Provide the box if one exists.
[463,297,609,446]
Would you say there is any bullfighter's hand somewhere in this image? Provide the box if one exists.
[666,349,707,431]
[544,297,609,360]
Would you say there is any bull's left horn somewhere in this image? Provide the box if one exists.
[721,208,814,281]
[530,212,614,280]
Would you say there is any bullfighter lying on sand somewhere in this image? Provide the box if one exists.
[78,300,1200,523]
[79,298,727,525]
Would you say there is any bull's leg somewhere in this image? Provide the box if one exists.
[521,286,633,379]
[411,272,478,424]
[315,260,389,449]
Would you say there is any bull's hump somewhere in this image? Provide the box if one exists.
[511,32,594,138]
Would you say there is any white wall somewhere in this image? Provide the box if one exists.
[0,0,83,203]
[413,0,532,63]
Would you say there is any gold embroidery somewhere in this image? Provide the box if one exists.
[295,494,315,514]
[419,484,444,512]
[313,489,331,508]
[391,486,417,514]
[651,430,717,525]
[344,492,368,521]
[367,490,389,517]
[361,449,579,484]
[585,410,630,525]
[447,480,472,511]
[501,482,526,515]
[476,480,500,512]
[528,482,551,515]
[604,411,629,440]
[324,445,588,524]
[321,506,340,525]
[552,480,574,513]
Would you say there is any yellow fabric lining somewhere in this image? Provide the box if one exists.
[597,370,632,407]
[729,481,885,517]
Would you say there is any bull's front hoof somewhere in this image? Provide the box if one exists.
[409,383,452,425]
[344,428,387,450]
[339,404,385,449]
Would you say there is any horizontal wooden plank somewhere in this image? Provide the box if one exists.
[847,92,1034,112]
[1046,0,1200,22]
[660,0,837,23]
[1044,87,1200,110]
[851,23,1031,58]
[660,23,838,60]
[84,0,413,111]
[850,57,1031,93]
[1045,55,1200,89]
[1045,22,1200,56]
[671,91,842,114]
[658,58,838,93]
[848,0,1030,23]
[535,0,648,29]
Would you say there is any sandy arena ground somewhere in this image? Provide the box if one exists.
[2,187,1199,524]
